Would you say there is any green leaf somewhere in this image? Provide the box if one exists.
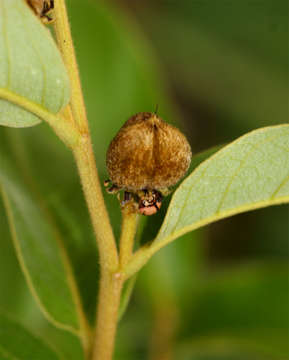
[125,125,289,277]
[0,313,60,360]
[0,153,81,335]
[157,124,289,242]
[0,0,70,128]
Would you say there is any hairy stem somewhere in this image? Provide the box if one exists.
[0,88,80,148]
[73,137,118,272]
[53,1,122,358]
[53,0,88,132]
[91,206,138,359]
[92,271,123,360]
[53,0,118,271]
[119,206,139,269]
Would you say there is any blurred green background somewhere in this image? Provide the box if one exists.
[0,0,288,359]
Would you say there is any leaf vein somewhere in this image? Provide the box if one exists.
[0,185,81,336]
[271,173,289,199]
[215,132,284,214]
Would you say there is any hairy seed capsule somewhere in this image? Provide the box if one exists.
[106,112,192,192]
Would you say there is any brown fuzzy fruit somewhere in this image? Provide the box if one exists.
[106,112,192,192]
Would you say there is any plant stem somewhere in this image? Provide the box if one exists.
[53,0,88,132]
[73,137,118,272]
[91,206,138,359]
[53,2,135,358]
[53,0,118,271]
[0,88,80,148]
[119,205,139,269]
[92,271,123,360]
